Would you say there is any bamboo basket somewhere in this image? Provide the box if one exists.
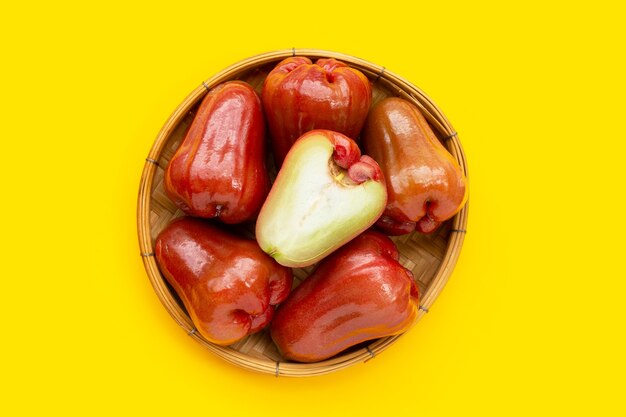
[137,49,469,377]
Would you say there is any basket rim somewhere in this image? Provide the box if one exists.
[137,48,469,377]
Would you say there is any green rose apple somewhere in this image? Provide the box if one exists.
[255,130,387,268]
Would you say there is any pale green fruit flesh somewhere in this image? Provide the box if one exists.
[256,134,387,268]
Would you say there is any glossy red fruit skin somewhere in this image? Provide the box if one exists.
[164,81,269,224]
[362,98,468,235]
[155,217,293,346]
[270,231,419,362]
[261,57,372,166]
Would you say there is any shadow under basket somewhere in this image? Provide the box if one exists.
[137,49,469,377]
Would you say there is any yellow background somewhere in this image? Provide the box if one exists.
[2,1,624,415]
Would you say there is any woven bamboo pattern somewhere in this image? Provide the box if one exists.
[137,49,469,377]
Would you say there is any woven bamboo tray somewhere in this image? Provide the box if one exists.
[137,49,469,377]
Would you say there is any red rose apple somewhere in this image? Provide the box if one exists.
[155,217,293,346]
[270,231,420,362]
[261,57,372,166]
[164,81,269,224]
[362,98,468,234]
